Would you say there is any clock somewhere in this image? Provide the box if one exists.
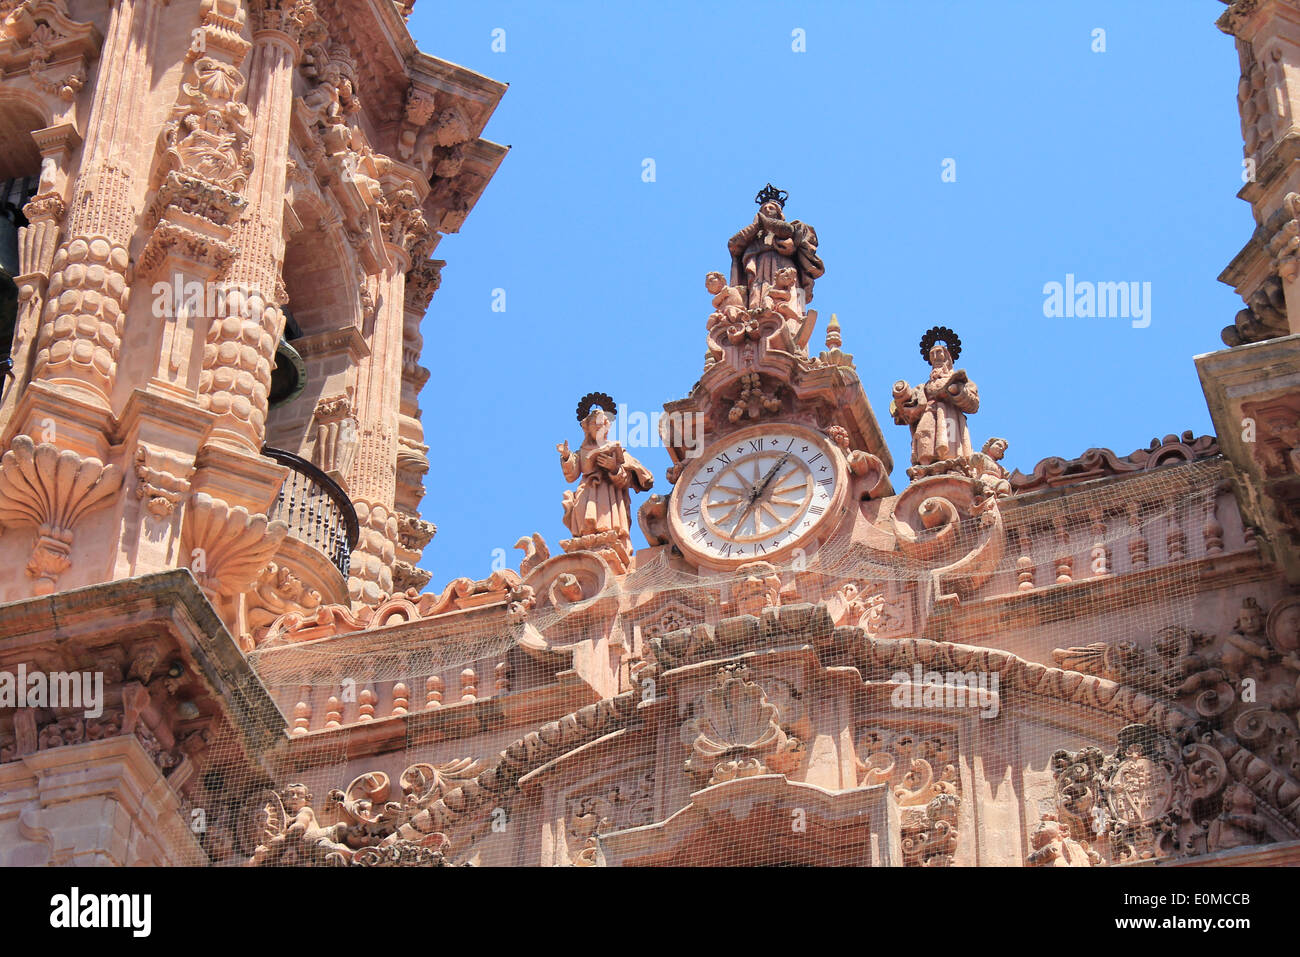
[668,423,848,568]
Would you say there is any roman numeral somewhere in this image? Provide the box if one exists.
[809,505,824,515]
[748,439,763,452]
[715,453,732,466]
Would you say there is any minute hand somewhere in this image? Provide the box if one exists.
[730,452,792,536]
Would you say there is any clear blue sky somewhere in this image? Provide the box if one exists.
[405,0,1244,585]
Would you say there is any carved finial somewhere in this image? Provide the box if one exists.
[825,313,841,350]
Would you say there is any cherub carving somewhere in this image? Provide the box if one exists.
[763,265,813,351]
[1027,812,1099,866]
[1219,597,1272,678]
[1207,783,1271,852]
[248,784,350,866]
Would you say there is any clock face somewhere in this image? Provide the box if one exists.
[668,424,846,568]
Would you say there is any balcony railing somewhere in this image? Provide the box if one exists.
[262,447,359,579]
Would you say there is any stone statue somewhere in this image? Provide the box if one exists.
[892,326,981,477]
[1026,812,1098,866]
[728,184,824,310]
[705,270,746,328]
[557,392,653,544]
[763,265,814,351]
[1219,597,1272,676]
[1207,783,1270,852]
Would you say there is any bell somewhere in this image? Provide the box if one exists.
[268,335,307,408]
[0,211,19,278]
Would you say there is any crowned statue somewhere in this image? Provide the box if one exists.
[728,184,825,312]
[892,326,982,478]
[557,393,654,562]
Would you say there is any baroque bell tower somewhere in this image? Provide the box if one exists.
[0,0,506,638]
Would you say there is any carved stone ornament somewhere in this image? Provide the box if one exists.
[155,56,253,192]
[680,664,803,786]
[181,492,287,600]
[247,759,487,866]
[0,434,123,593]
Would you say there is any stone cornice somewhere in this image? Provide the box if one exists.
[293,324,371,361]
[0,569,286,758]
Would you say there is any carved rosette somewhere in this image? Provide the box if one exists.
[182,491,287,600]
[30,235,130,403]
[0,435,123,593]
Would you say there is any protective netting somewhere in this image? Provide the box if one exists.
[183,455,1293,866]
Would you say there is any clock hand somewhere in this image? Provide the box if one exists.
[729,453,792,536]
[753,452,793,501]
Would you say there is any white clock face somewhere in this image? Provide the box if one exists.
[669,424,845,567]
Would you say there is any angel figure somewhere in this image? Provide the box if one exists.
[892,326,981,474]
[248,784,351,866]
[763,266,814,352]
[557,392,653,543]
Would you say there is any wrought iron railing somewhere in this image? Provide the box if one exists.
[262,447,359,579]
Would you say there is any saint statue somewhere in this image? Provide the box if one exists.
[727,184,824,311]
[557,392,653,543]
[891,326,981,476]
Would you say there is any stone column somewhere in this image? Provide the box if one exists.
[198,0,314,453]
[0,125,80,434]
[346,257,405,604]
[20,0,166,456]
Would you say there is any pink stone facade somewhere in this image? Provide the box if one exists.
[2,0,1300,868]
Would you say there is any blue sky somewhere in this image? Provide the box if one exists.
[405,0,1244,585]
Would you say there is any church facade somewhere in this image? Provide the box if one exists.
[1,0,1300,867]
